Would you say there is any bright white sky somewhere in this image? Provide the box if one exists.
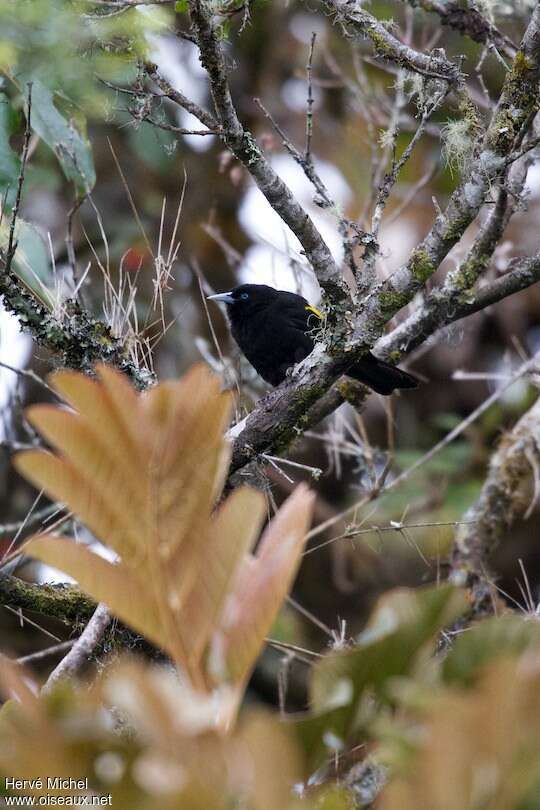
[0,308,31,441]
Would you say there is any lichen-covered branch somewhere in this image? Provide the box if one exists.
[459,256,540,315]
[0,273,153,389]
[325,0,462,82]
[356,4,540,338]
[376,165,524,359]
[378,254,540,361]
[404,0,517,59]
[0,575,95,623]
[180,0,348,309]
[449,392,540,615]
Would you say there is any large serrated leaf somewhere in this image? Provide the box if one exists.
[16,364,314,697]
[209,484,315,690]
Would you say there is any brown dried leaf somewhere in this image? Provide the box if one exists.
[0,657,306,808]
[210,484,315,688]
[21,535,165,649]
[381,654,540,809]
[15,364,313,695]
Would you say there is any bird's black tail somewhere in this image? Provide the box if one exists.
[348,352,419,396]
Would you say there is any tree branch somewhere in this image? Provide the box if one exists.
[139,5,540,491]
[357,4,540,339]
[0,575,95,623]
[0,277,153,389]
[449,392,540,616]
[325,0,462,82]
[403,0,517,59]
[378,255,540,361]
[41,603,111,693]
[0,105,153,389]
[178,1,349,308]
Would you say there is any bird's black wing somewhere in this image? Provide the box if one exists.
[278,293,324,334]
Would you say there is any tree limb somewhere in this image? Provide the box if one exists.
[403,0,517,59]
[0,575,95,623]
[172,1,349,308]
[41,603,111,693]
[325,0,462,82]
[357,3,540,339]
[449,392,540,616]
[0,276,153,389]
[378,254,540,361]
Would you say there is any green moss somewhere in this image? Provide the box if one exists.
[513,49,535,75]
[443,209,474,244]
[337,377,367,407]
[270,423,299,457]
[240,132,263,166]
[452,255,488,291]
[378,289,411,315]
[0,576,95,623]
[409,248,436,283]
[487,49,540,154]
[292,381,326,413]
[267,378,331,455]
[368,26,395,59]
[456,90,482,136]
[487,108,517,153]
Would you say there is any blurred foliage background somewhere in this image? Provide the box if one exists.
[1,0,540,739]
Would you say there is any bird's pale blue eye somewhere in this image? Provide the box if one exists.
[240,292,249,300]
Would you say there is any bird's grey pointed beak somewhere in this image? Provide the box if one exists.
[207,291,235,304]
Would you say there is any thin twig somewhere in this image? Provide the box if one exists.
[0,503,61,539]
[17,639,76,665]
[305,32,317,162]
[4,83,33,273]
[307,352,540,541]
[41,603,111,693]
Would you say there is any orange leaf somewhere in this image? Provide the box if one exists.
[210,484,314,688]
[15,364,314,697]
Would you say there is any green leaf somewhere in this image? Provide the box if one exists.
[0,217,53,301]
[127,121,177,173]
[294,705,350,769]
[310,585,466,715]
[0,93,19,194]
[443,613,540,687]
[29,80,95,196]
[175,0,188,10]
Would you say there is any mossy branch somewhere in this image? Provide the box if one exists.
[326,0,462,82]
[0,275,153,389]
[0,575,95,623]
[404,0,517,59]
[358,3,540,337]
[449,393,540,615]
[0,87,153,390]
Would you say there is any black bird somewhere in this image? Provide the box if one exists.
[208,283,418,395]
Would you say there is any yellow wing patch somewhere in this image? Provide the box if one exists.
[305,304,323,320]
